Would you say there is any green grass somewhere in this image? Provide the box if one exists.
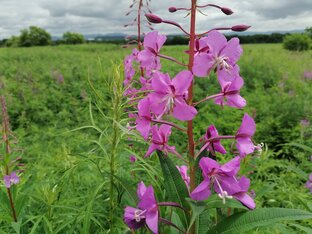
[0,43,311,233]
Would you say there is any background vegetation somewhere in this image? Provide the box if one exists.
[0,43,311,233]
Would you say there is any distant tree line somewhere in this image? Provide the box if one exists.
[0,26,311,50]
[0,26,85,47]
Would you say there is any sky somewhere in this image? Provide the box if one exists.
[0,0,311,39]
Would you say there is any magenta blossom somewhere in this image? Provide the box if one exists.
[185,37,210,56]
[130,155,137,163]
[203,125,226,154]
[306,173,312,193]
[124,181,158,233]
[214,65,246,108]
[148,70,197,121]
[124,48,139,86]
[191,156,241,201]
[138,31,166,71]
[236,113,256,157]
[177,165,190,189]
[3,172,20,188]
[193,30,242,78]
[145,125,178,157]
[191,157,255,209]
[136,97,153,140]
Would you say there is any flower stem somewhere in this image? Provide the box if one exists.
[187,1,197,233]
[193,93,224,106]
[6,187,17,222]
[151,119,187,132]
[159,217,187,233]
[158,53,188,66]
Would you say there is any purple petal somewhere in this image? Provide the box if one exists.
[206,30,227,54]
[199,157,220,178]
[172,70,193,95]
[138,49,155,66]
[173,98,197,121]
[136,118,151,140]
[138,186,157,210]
[193,53,214,77]
[233,193,256,209]
[222,37,242,63]
[3,175,11,188]
[146,207,159,234]
[212,141,227,154]
[137,181,147,199]
[214,175,242,195]
[149,92,166,116]
[124,206,146,229]
[191,178,211,200]
[220,156,241,176]
[151,72,171,94]
[236,137,255,157]
[237,113,256,137]
[159,124,172,138]
[145,143,159,157]
[226,94,247,109]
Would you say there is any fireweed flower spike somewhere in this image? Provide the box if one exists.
[236,113,256,157]
[136,97,153,139]
[3,172,20,188]
[193,30,242,78]
[148,70,197,121]
[124,181,159,233]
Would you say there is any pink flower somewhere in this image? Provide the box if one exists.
[136,97,153,140]
[124,48,139,85]
[145,125,177,157]
[148,70,197,121]
[306,173,312,193]
[3,172,20,188]
[192,30,242,78]
[214,65,246,108]
[203,125,226,154]
[124,182,158,233]
[236,113,256,157]
[176,165,190,189]
[138,31,166,72]
[130,155,137,163]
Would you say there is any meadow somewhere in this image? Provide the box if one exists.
[0,43,312,233]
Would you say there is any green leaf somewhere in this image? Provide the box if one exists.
[289,223,312,234]
[205,195,248,210]
[157,151,190,228]
[208,208,312,234]
[170,212,185,234]
[185,198,207,231]
[195,209,211,234]
[115,175,138,206]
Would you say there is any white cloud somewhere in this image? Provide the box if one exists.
[0,0,311,39]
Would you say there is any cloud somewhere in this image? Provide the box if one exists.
[0,0,311,39]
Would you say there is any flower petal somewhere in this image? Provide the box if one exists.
[146,208,159,234]
[173,99,197,121]
[191,178,211,200]
[172,70,193,95]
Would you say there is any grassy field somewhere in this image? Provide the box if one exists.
[0,43,312,233]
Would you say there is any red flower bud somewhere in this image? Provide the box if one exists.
[221,7,233,15]
[231,25,251,32]
[145,14,163,24]
[168,7,177,13]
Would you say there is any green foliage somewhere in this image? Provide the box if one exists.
[283,33,311,51]
[63,32,85,45]
[305,26,312,38]
[0,43,311,232]
[18,26,51,47]
[208,208,312,234]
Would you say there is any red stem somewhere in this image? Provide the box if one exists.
[187,1,197,233]
[158,54,188,67]
[137,0,145,77]
[6,187,17,222]
[193,93,224,106]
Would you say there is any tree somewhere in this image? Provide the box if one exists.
[62,32,85,44]
[19,26,51,47]
[305,27,312,38]
[283,33,311,51]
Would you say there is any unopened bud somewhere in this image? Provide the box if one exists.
[145,14,163,24]
[221,7,233,15]
[231,25,251,32]
[168,7,177,13]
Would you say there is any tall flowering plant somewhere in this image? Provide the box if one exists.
[122,1,312,233]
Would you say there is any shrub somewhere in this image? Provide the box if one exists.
[63,32,85,44]
[19,26,51,47]
[283,33,311,51]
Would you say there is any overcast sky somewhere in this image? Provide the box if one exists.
[0,0,311,38]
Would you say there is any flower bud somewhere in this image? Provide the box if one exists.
[168,7,177,13]
[221,7,233,15]
[145,14,163,24]
[231,25,251,32]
